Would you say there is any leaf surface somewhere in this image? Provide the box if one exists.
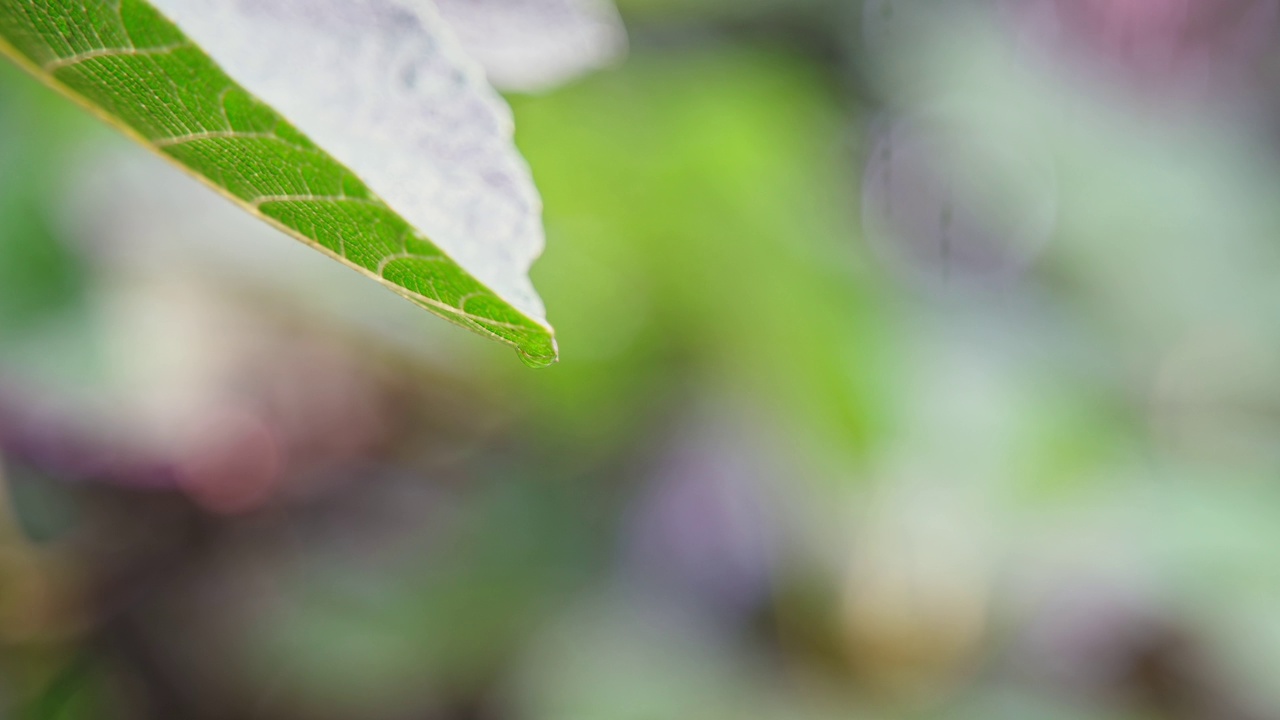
[0,0,558,366]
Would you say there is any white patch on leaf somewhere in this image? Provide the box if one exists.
[150,0,548,323]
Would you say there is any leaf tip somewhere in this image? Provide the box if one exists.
[516,335,559,368]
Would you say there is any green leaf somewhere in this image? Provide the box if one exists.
[0,0,558,367]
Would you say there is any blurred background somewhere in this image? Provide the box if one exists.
[5,0,1280,717]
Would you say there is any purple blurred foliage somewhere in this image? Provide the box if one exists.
[0,385,178,490]
[620,401,780,622]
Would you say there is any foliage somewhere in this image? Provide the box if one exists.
[0,0,557,366]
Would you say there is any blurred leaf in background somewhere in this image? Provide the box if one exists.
[0,61,91,347]
[512,45,894,462]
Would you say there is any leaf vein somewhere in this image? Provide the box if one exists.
[44,42,190,72]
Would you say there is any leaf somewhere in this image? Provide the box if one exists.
[0,0,558,367]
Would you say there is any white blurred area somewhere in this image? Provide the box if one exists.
[847,0,1280,712]
[435,0,628,93]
